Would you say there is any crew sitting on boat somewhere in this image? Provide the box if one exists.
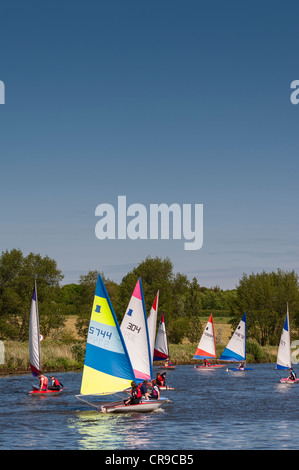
[124,381,141,406]
[32,372,48,391]
[288,368,297,381]
[48,376,64,391]
[144,380,160,400]
[139,380,150,396]
[156,372,164,386]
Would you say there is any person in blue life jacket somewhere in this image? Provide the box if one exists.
[124,381,141,405]
[145,379,160,400]
[288,368,297,381]
[139,380,150,396]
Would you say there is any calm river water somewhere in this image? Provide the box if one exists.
[0,363,298,451]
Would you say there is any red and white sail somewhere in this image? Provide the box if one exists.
[147,291,159,365]
[193,314,216,360]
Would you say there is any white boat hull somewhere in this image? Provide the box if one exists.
[100,398,169,413]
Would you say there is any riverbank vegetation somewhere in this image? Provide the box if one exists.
[0,249,298,374]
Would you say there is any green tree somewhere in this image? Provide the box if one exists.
[116,256,175,323]
[185,277,202,316]
[0,249,64,340]
[231,269,299,345]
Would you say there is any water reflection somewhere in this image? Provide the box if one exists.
[1,366,298,450]
[68,409,156,450]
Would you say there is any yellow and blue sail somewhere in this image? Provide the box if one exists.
[80,275,135,396]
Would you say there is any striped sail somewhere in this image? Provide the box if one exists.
[29,281,41,377]
[80,275,135,396]
[276,306,291,370]
[193,314,216,360]
[147,291,159,365]
[219,313,247,362]
[153,312,169,361]
[121,278,152,382]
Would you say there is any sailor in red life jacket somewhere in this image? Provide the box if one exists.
[37,372,48,391]
[48,376,64,391]
[156,372,164,387]
[124,381,142,405]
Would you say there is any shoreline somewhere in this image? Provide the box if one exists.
[0,339,280,376]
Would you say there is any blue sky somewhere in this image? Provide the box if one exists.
[0,1,299,289]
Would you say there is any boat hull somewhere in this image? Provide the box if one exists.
[100,399,167,413]
[194,364,225,369]
[29,389,63,396]
[280,378,299,384]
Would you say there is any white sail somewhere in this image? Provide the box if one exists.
[276,305,291,370]
[29,280,41,377]
[147,291,159,365]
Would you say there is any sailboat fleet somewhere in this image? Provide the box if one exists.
[28,276,298,412]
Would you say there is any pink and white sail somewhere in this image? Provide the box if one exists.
[120,278,152,381]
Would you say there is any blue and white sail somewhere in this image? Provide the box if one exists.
[276,305,291,370]
[29,280,41,377]
[219,313,247,362]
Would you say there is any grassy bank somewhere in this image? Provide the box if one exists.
[0,339,278,375]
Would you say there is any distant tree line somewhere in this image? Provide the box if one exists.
[0,249,298,346]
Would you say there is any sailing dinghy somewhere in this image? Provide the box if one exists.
[193,314,225,369]
[28,281,63,396]
[219,313,252,371]
[76,275,169,413]
[276,305,299,384]
[153,312,176,369]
